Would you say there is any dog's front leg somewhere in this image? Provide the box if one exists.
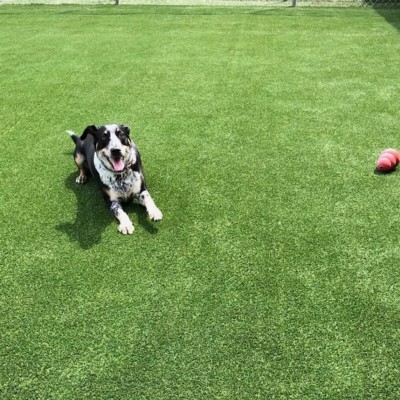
[110,201,134,234]
[139,190,163,222]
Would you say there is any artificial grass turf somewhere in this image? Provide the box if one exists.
[1,4,400,399]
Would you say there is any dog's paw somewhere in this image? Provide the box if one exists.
[118,222,135,235]
[149,208,163,222]
[76,175,87,184]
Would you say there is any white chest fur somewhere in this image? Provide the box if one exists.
[94,153,142,201]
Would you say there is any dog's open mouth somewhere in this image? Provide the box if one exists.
[110,156,125,172]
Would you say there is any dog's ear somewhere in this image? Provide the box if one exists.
[81,125,98,141]
[120,125,131,137]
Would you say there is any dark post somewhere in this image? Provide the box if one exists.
[115,0,120,4]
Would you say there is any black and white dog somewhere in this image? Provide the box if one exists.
[66,124,162,234]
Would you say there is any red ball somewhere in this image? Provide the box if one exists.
[382,148,400,166]
[377,156,395,173]
[379,152,396,168]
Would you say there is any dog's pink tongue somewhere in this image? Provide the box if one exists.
[112,159,125,172]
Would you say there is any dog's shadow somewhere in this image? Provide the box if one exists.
[57,172,158,249]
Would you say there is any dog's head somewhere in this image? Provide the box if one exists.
[83,124,134,173]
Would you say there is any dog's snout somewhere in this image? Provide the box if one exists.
[111,148,122,157]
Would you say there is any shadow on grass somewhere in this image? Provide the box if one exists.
[57,172,158,249]
[373,8,400,32]
[56,172,111,249]
[373,168,399,176]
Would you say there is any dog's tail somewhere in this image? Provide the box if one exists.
[66,130,79,145]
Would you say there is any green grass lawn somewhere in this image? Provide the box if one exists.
[1,5,400,399]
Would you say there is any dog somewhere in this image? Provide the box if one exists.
[66,124,162,234]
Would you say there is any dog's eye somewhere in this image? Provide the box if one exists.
[118,132,128,142]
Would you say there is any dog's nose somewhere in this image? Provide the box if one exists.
[111,148,122,157]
